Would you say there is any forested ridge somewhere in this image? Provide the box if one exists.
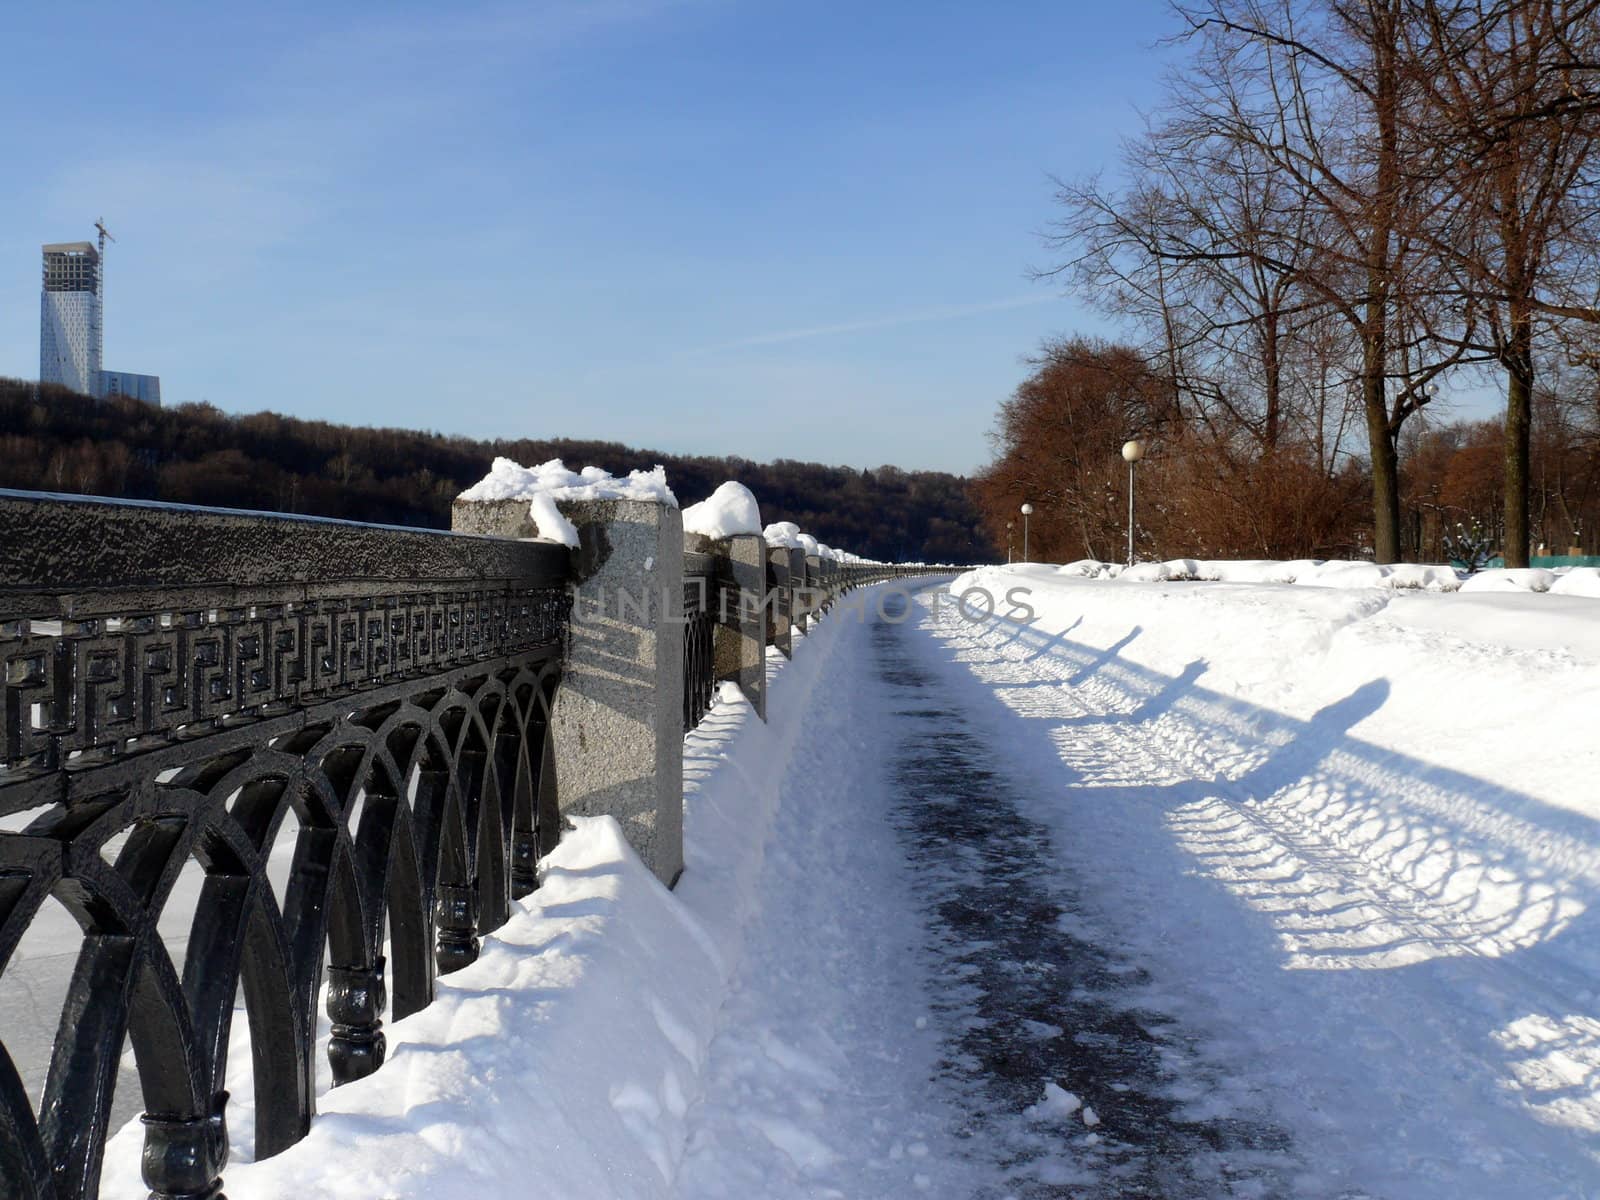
[0,379,992,563]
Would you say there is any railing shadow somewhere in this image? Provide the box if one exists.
[1017,615,1083,662]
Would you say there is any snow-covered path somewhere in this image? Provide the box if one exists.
[678,589,1298,1198]
[875,592,1297,1197]
[678,579,1600,1199]
[673,593,985,1200]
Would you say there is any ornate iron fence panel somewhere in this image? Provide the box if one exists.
[0,492,570,1200]
[681,553,716,733]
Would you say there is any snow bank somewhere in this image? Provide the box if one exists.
[101,589,876,1200]
[1459,567,1557,594]
[682,481,762,541]
[1031,555,1600,596]
[950,562,1600,780]
[458,457,678,548]
[1551,567,1600,598]
[1120,559,1204,583]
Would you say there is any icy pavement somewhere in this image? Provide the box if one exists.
[677,588,1305,1199]
[874,592,1296,1197]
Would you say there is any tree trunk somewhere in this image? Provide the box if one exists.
[1363,290,1400,562]
[1503,307,1534,568]
[1366,383,1402,561]
[1364,4,1402,564]
[1263,311,1281,451]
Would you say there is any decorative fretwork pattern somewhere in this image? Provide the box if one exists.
[1,587,570,789]
[0,492,571,1200]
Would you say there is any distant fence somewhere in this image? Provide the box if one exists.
[1481,555,1600,569]
[0,487,952,1200]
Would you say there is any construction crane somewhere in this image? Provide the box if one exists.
[91,219,115,368]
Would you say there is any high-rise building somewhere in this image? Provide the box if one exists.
[40,241,102,396]
[39,229,161,405]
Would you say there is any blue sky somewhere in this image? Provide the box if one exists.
[0,1,1185,475]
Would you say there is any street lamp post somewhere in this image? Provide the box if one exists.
[1121,440,1145,566]
[1020,503,1034,562]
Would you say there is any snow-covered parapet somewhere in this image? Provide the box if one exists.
[758,521,883,566]
[682,482,768,720]
[457,457,678,547]
[454,459,686,886]
[762,523,815,635]
[682,481,762,541]
[456,460,889,574]
[763,520,804,549]
[762,521,820,557]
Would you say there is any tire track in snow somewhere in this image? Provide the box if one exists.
[959,608,1600,1016]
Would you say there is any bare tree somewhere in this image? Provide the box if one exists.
[1406,0,1600,564]
[1163,0,1482,562]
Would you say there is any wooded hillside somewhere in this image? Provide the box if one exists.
[0,379,992,564]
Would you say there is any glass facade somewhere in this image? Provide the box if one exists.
[40,289,101,396]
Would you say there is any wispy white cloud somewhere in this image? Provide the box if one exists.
[689,294,1057,354]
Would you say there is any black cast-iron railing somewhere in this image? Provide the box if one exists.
[0,491,571,1200]
[688,548,954,726]
[681,552,718,733]
[1,487,952,1200]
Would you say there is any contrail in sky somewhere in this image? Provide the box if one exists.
[691,294,1058,354]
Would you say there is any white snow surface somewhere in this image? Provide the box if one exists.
[680,481,763,541]
[1552,567,1600,598]
[939,564,1600,1195]
[457,457,678,546]
[1077,556,1465,590]
[1459,566,1558,593]
[1049,555,1600,598]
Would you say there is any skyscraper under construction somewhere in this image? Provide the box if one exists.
[39,223,160,405]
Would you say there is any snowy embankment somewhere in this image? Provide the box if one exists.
[935,564,1600,1194]
[1058,554,1600,597]
[99,597,870,1200]
[968,561,1600,746]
